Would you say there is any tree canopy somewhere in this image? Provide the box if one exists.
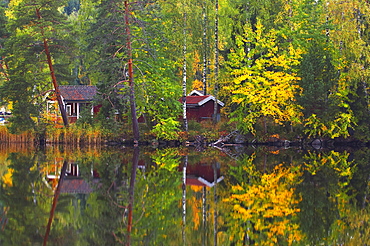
[0,0,370,140]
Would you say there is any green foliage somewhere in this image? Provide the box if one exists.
[303,106,357,139]
[297,41,338,118]
[75,106,94,127]
[93,107,124,138]
[6,101,37,134]
[150,117,180,141]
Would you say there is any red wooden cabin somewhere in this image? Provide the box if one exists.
[47,85,100,124]
[182,90,224,122]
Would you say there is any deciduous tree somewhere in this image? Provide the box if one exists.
[226,20,302,134]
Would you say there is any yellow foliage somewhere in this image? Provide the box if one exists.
[226,19,303,133]
[192,79,203,91]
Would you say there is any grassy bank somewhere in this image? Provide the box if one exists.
[0,119,236,146]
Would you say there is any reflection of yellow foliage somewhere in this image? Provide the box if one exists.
[225,164,303,245]
[190,196,201,230]
[303,151,354,183]
[2,168,14,187]
[269,150,280,155]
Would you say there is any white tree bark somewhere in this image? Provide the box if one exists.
[182,12,188,131]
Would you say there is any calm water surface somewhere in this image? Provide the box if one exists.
[0,143,369,245]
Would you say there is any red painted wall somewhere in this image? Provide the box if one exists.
[187,101,220,121]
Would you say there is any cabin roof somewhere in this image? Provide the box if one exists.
[59,85,97,101]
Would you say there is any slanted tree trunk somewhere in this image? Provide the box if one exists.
[182,12,188,132]
[125,1,140,143]
[213,0,219,123]
[36,8,69,127]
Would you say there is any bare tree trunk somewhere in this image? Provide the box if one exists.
[213,0,219,123]
[182,12,188,132]
[36,8,69,127]
[125,1,140,143]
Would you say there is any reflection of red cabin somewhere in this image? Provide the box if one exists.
[60,178,98,194]
[45,161,100,193]
[179,162,224,187]
[181,90,224,122]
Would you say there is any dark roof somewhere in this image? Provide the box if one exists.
[59,85,97,101]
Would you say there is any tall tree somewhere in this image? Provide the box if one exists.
[327,0,370,139]
[0,0,75,133]
[86,0,182,138]
[124,0,139,143]
[35,8,69,127]
[213,0,220,123]
[0,2,10,85]
[202,1,209,96]
[182,11,188,132]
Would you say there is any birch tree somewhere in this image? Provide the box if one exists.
[182,11,188,132]
[213,0,220,123]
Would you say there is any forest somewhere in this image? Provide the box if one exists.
[1,0,370,144]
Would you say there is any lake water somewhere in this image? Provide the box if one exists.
[0,143,369,245]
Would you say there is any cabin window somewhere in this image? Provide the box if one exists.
[66,105,72,116]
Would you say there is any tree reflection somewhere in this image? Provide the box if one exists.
[223,155,303,245]
[0,145,370,245]
[0,152,47,245]
[127,147,182,245]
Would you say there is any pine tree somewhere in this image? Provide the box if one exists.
[0,0,75,133]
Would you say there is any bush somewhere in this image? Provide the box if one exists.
[150,117,180,140]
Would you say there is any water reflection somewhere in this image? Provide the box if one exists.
[0,144,370,245]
